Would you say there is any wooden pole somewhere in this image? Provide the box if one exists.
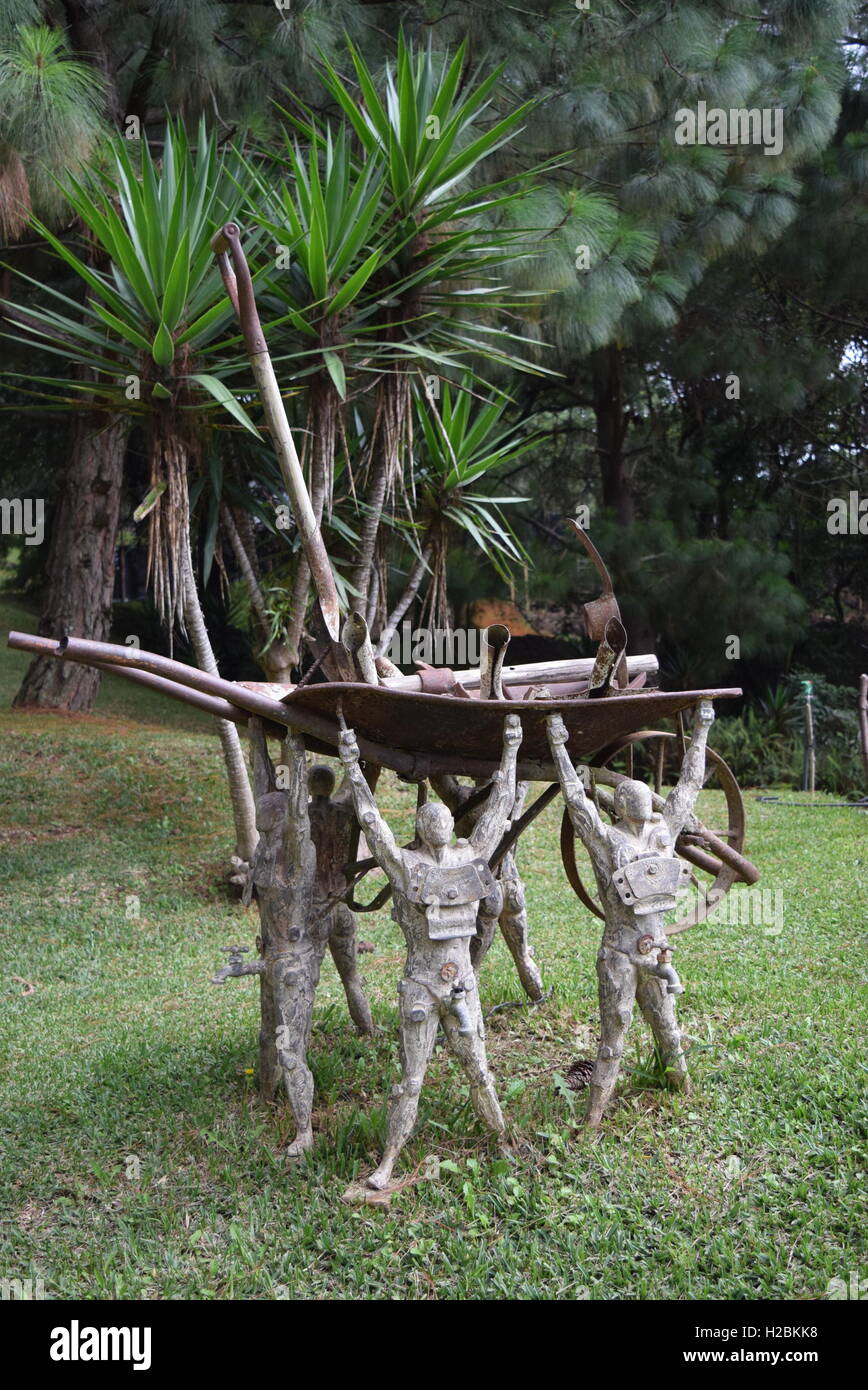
[802,680,816,796]
[858,674,868,786]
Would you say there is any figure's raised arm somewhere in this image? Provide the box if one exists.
[470,714,522,858]
[249,717,275,802]
[279,726,312,860]
[546,714,607,844]
[664,699,715,838]
[338,725,405,884]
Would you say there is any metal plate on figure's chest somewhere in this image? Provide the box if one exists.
[612,856,691,915]
[407,859,495,940]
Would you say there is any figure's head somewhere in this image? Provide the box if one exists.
[415,801,454,850]
[256,791,288,835]
[309,764,336,799]
[613,778,653,826]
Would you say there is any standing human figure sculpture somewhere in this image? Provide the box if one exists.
[338,712,523,1190]
[244,719,373,1158]
[431,775,544,1001]
[546,700,715,1126]
[307,762,374,1038]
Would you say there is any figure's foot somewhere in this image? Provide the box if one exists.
[585,1101,605,1129]
[285,1130,314,1160]
[366,1160,395,1191]
[666,1069,691,1093]
[341,1180,392,1208]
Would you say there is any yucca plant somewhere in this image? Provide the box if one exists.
[3,118,260,862]
[290,33,551,623]
[245,121,389,656]
[376,376,533,649]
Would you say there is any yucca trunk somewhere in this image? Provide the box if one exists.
[180,534,258,864]
[221,503,294,684]
[351,372,412,615]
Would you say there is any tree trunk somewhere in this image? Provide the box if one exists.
[376,542,432,657]
[352,454,389,613]
[592,346,632,527]
[60,1,124,126]
[13,410,127,712]
[221,504,294,683]
[181,538,258,865]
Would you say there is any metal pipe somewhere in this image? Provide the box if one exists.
[479,623,510,700]
[384,652,658,693]
[341,611,379,686]
[587,617,627,699]
[8,630,355,756]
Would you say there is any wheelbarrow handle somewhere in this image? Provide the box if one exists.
[211,222,268,356]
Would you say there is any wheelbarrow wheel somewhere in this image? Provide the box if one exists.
[559,730,752,934]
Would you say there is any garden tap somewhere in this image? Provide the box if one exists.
[652,947,684,995]
[448,984,473,1035]
[211,945,264,984]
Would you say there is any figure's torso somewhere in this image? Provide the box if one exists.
[390,843,492,976]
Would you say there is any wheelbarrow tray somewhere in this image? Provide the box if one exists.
[5,628,739,782]
[280,682,741,779]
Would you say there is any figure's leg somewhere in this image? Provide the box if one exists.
[269,947,323,1157]
[327,904,374,1035]
[588,946,637,1128]
[442,986,506,1142]
[635,970,691,1093]
[497,851,544,1001]
[470,879,502,972]
[367,983,439,1190]
[258,963,281,1101]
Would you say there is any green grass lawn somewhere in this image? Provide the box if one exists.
[1,595,865,1300]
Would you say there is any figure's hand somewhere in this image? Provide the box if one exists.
[338,727,360,764]
[696,699,715,727]
[503,713,523,748]
[546,713,569,747]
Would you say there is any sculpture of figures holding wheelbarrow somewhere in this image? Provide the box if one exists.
[338,711,523,1191]
[8,217,762,1169]
[546,699,715,1126]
